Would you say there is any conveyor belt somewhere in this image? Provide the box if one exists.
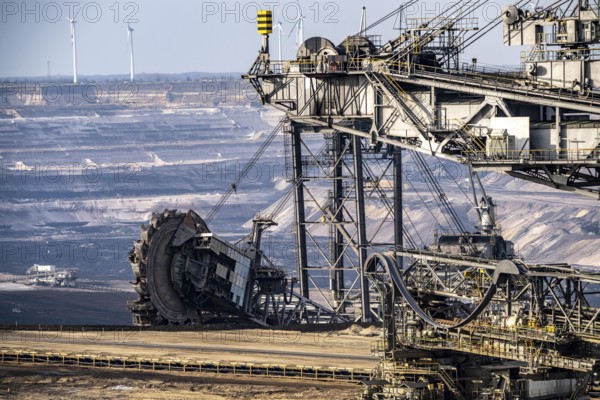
[391,70,600,114]
[0,348,372,383]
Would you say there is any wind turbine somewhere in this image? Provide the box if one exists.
[274,22,284,72]
[127,24,135,82]
[288,4,305,51]
[529,1,542,12]
[68,17,78,84]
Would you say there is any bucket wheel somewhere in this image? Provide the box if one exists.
[128,209,209,325]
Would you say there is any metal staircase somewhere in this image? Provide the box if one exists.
[366,71,429,135]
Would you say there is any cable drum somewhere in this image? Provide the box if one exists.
[365,252,525,330]
[526,63,537,75]
[503,5,521,25]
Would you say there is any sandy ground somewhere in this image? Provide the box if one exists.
[0,364,362,399]
[0,327,379,369]
[0,326,378,398]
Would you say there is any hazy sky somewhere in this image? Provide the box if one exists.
[0,0,525,77]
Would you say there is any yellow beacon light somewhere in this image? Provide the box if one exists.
[257,10,272,35]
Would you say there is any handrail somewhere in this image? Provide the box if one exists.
[256,57,600,107]
[465,148,600,163]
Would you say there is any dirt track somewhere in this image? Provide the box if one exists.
[0,364,362,399]
[0,326,379,399]
[0,327,379,368]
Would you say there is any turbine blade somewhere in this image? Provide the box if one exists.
[287,22,297,38]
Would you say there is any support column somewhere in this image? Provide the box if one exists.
[330,132,345,309]
[556,107,568,159]
[431,87,441,130]
[394,149,403,270]
[291,123,309,298]
[383,284,396,355]
[353,134,370,322]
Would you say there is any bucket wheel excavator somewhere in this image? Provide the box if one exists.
[126,121,344,327]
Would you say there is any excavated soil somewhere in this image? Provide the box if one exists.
[0,364,361,399]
